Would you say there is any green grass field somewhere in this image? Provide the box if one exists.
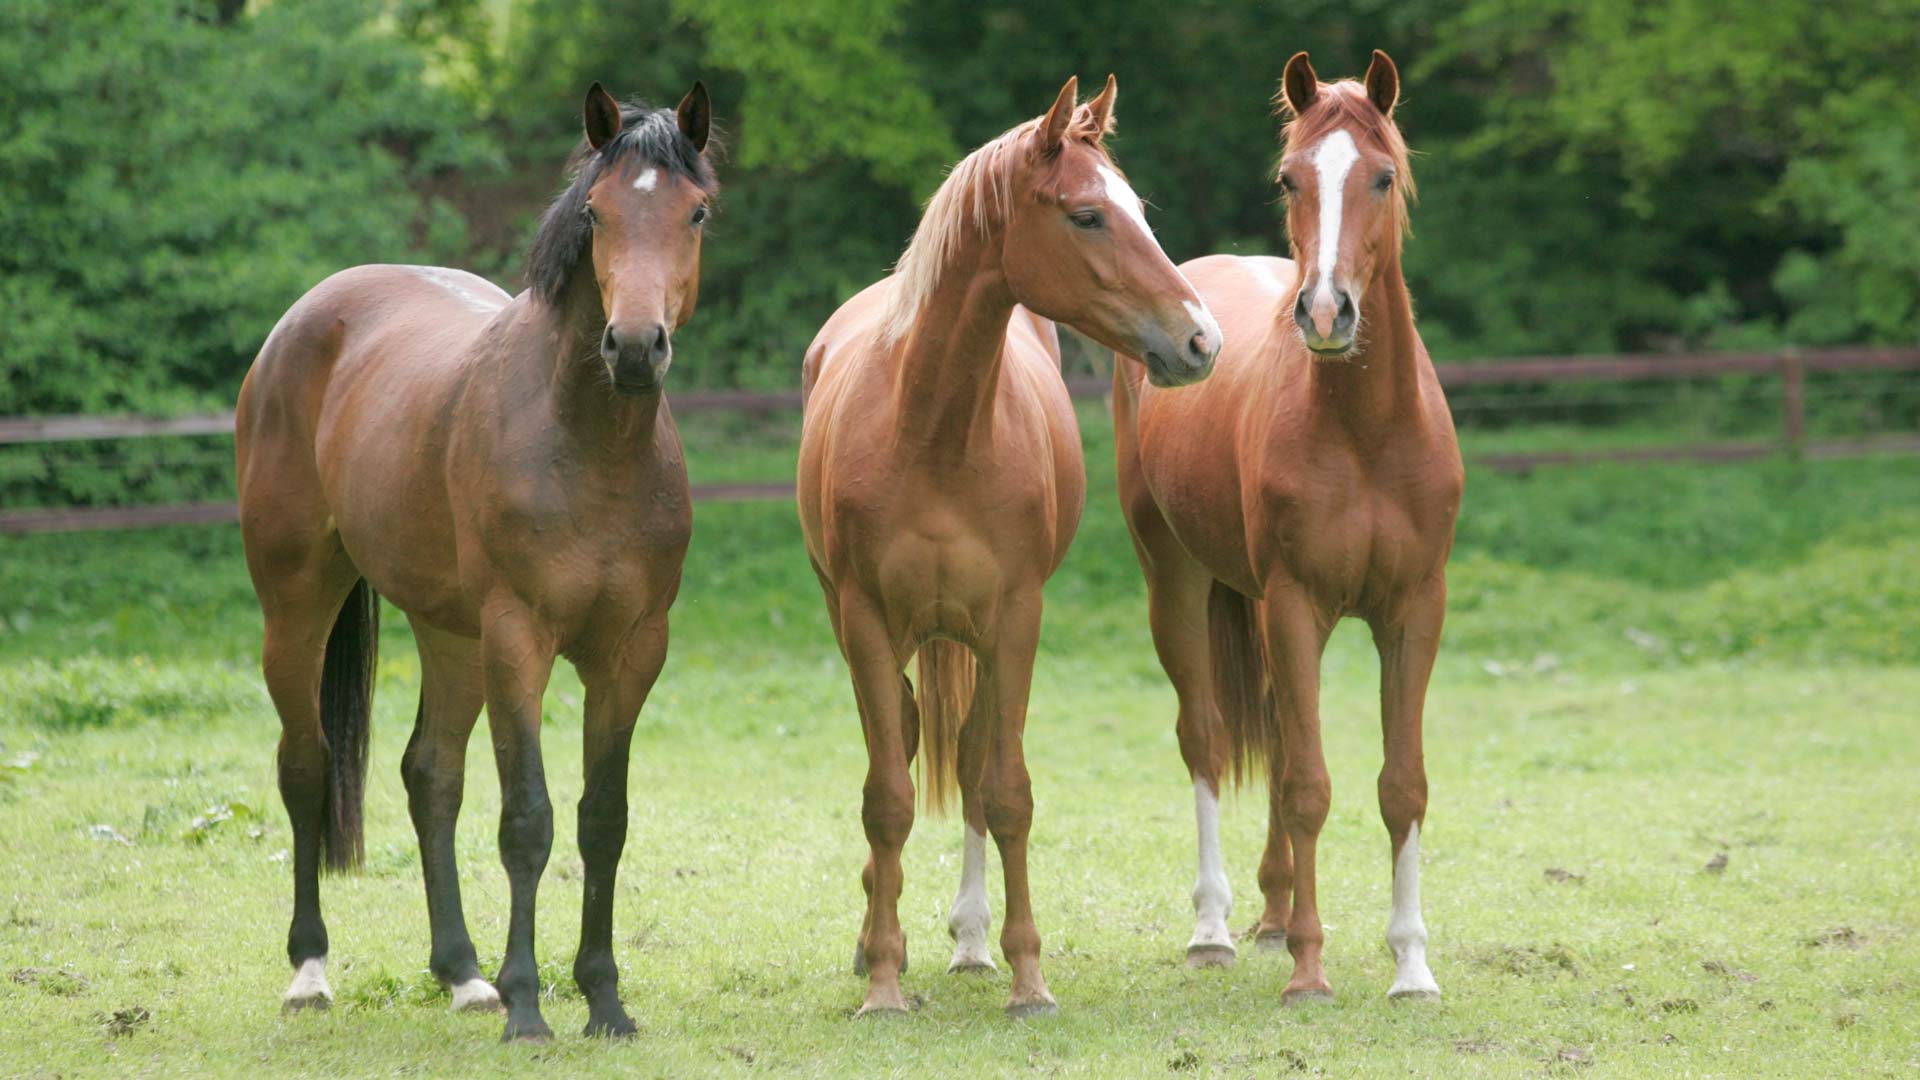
[3,408,1917,1077]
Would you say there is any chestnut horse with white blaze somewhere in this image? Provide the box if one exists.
[799,76,1220,1018]
[236,82,716,1040]
[1113,50,1463,1002]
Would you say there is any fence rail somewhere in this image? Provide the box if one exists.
[4,348,1917,533]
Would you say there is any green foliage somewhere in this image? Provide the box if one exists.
[0,0,494,415]
[3,0,1915,437]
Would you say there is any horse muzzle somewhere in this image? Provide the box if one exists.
[1138,310,1221,388]
[602,322,672,394]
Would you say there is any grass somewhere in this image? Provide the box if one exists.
[2,406,1917,1077]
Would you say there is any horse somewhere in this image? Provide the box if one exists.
[1112,50,1463,1003]
[234,81,716,1041]
[797,75,1221,1019]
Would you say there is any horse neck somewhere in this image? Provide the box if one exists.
[890,227,1015,459]
[1306,260,1420,437]
[540,275,661,449]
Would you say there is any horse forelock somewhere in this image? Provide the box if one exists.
[882,106,1115,342]
[1278,81,1415,241]
[528,102,719,307]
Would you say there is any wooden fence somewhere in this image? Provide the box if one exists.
[2,347,1916,534]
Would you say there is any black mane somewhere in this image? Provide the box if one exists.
[527,101,717,305]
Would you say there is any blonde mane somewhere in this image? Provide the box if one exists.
[882,105,1114,342]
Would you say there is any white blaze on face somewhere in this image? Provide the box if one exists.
[1310,129,1360,311]
[1097,164,1164,254]
[947,825,996,971]
[1386,821,1441,998]
[633,167,659,192]
[1188,778,1234,955]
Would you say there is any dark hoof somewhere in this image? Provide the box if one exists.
[1186,944,1237,969]
[1006,998,1059,1020]
[1281,987,1334,1007]
[584,1012,639,1038]
[501,1016,554,1043]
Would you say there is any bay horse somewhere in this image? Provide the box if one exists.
[1113,50,1463,1003]
[799,76,1221,1018]
[235,82,715,1040]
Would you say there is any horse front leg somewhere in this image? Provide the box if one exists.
[982,589,1055,1017]
[571,615,670,1037]
[480,604,558,1041]
[1373,579,1446,1001]
[1258,584,1335,1005]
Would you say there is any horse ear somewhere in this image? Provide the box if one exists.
[1364,49,1399,115]
[1281,51,1318,116]
[1085,73,1117,136]
[583,81,622,151]
[1038,75,1079,154]
[676,80,711,152]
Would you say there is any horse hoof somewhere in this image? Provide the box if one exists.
[450,977,502,1013]
[501,1017,554,1043]
[855,997,910,1019]
[1005,997,1059,1020]
[1389,987,1442,1003]
[948,958,998,975]
[1253,931,1288,952]
[583,1012,639,1038]
[1282,987,1335,1007]
[1186,944,1237,969]
[280,993,330,1015]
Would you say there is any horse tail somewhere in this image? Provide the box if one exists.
[319,579,378,872]
[1208,580,1274,788]
[914,639,977,816]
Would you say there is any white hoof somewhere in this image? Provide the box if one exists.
[947,935,998,974]
[1388,962,1440,1000]
[450,976,502,1012]
[282,957,333,1013]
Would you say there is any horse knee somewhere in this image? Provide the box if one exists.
[861,772,914,851]
[1280,771,1330,833]
[499,792,553,877]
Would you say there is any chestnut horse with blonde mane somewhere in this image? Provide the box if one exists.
[800,76,1220,1018]
[1114,50,1463,1003]
[237,82,715,1041]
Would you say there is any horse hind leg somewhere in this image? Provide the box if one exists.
[1374,597,1445,1001]
[253,548,364,1013]
[946,682,996,975]
[400,620,499,1013]
[1142,546,1238,966]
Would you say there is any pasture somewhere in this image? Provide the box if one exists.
[2,408,1917,1077]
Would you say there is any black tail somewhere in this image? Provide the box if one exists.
[1207,580,1275,787]
[319,579,378,873]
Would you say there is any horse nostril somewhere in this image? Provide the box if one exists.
[601,324,620,359]
[650,325,669,359]
[1294,291,1311,324]
[1187,332,1210,360]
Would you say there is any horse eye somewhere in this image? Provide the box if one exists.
[1278,175,1296,195]
[583,205,599,226]
[1375,172,1394,192]
[1070,210,1102,230]
[691,205,709,227]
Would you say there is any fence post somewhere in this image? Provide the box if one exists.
[1780,349,1806,459]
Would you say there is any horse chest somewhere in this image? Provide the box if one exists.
[1260,458,1454,613]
